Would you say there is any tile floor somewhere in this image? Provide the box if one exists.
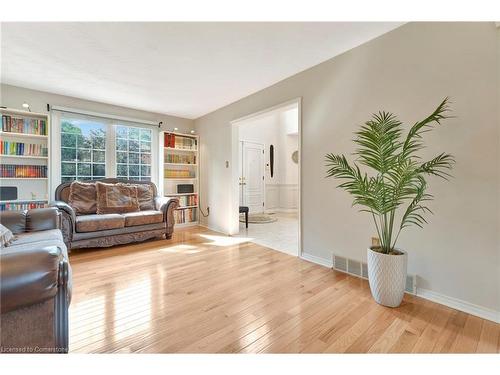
[234,212,299,256]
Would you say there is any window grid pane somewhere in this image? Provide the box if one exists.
[115,125,152,181]
[61,119,106,181]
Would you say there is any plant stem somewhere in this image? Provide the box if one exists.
[371,210,382,248]
[388,209,395,252]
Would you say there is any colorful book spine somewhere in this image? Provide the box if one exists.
[173,207,197,224]
[0,141,47,156]
[164,133,197,150]
[1,115,47,135]
[176,194,198,207]
[164,153,196,164]
[0,164,47,178]
[164,169,194,178]
[0,201,47,211]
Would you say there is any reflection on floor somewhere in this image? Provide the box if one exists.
[235,212,298,256]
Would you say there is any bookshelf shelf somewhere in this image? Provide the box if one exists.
[160,131,199,226]
[164,163,197,166]
[175,222,198,228]
[1,177,48,180]
[0,131,48,140]
[1,108,50,211]
[0,199,48,204]
[164,147,198,152]
[0,155,48,160]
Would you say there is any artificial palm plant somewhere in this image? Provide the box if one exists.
[325,98,455,254]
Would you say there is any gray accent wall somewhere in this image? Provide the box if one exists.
[195,23,500,314]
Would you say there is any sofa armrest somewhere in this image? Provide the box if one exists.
[0,246,63,314]
[0,210,27,234]
[50,201,75,223]
[26,207,61,232]
[155,197,179,238]
[50,201,76,247]
[155,196,179,213]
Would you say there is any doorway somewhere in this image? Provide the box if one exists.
[230,98,301,257]
[239,141,265,213]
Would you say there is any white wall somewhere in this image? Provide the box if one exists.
[0,84,194,133]
[237,106,299,212]
[195,22,500,319]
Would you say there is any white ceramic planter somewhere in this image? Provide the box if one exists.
[367,247,408,307]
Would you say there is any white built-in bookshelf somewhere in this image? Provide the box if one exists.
[159,131,199,227]
[0,108,50,211]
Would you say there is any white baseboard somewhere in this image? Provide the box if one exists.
[299,252,333,268]
[299,251,500,324]
[198,223,230,235]
[417,288,500,323]
[265,208,298,214]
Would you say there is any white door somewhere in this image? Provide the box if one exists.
[240,141,265,213]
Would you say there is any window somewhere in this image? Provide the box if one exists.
[115,125,152,181]
[57,112,157,186]
[60,118,106,182]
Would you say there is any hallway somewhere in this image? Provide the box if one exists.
[235,212,299,256]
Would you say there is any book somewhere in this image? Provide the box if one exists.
[0,141,47,156]
[1,115,47,135]
[0,164,47,178]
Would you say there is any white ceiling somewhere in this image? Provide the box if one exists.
[1,22,402,119]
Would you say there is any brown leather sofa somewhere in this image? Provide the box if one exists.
[0,208,71,353]
[51,179,179,250]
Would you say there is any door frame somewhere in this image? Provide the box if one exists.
[229,97,302,257]
[239,140,265,213]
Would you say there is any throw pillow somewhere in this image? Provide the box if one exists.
[96,182,140,214]
[68,181,97,215]
[0,223,15,247]
[135,184,155,211]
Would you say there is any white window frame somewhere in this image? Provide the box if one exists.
[50,110,159,200]
[113,122,155,182]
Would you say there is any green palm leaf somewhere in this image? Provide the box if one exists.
[325,99,454,254]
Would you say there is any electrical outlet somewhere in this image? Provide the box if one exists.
[371,237,380,247]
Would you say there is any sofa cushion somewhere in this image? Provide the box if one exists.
[123,210,164,227]
[76,214,125,233]
[12,229,63,245]
[6,229,68,259]
[135,184,155,211]
[0,210,27,234]
[68,181,97,215]
[96,182,140,214]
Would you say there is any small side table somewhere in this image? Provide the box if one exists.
[239,206,249,228]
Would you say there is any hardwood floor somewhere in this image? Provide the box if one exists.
[68,226,500,353]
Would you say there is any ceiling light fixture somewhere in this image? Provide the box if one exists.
[22,102,31,112]
[190,130,195,134]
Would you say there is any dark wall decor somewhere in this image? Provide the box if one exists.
[270,144,274,178]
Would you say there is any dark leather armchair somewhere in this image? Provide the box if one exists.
[0,208,71,353]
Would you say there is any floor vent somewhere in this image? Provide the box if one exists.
[347,258,362,277]
[333,255,347,272]
[332,254,416,295]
